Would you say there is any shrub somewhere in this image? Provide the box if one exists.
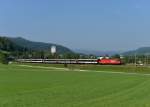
[0,52,9,64]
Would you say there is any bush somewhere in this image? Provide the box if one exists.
[0,52,9,64]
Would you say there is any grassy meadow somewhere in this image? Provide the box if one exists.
[1,63,150,107]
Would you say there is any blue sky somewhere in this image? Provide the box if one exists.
[0,0,150,51]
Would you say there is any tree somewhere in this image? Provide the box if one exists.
[0,51,9,64]
[111,54,120,59]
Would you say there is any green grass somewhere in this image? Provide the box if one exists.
[19,63,150,73]
[1,64,150,107]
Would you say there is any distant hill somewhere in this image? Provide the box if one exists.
[8,37,73,54]
[123,47,150,55]
[74,49,121,56]
[0,37,27,52]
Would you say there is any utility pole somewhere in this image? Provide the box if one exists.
[135,53,137,67]
[145,55,147,66]
[148,55,149,65]
[134,53,137,72]
[144,54,149,66]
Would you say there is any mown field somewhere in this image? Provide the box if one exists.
[1,64,150,107]
[19,63,150,73]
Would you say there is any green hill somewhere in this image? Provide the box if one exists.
[123,47,150,55]
[0,37,27,52]
[9,37,73,54]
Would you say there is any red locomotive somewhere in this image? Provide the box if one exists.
[97,57,122,65]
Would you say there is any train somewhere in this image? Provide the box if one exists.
[97,58,122,65]
[17,59,97,64]
[17,57,123,65]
